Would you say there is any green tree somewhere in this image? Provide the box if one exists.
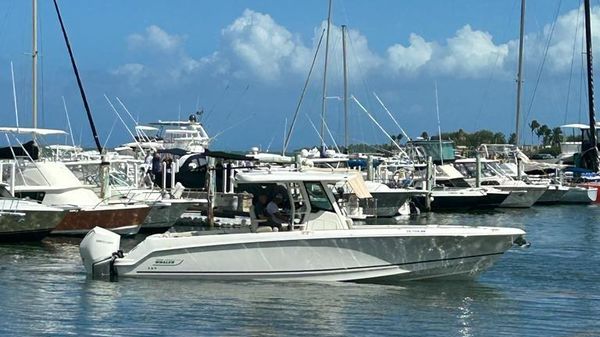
[493,132,507,144]
[536,125,549,145]
[508,132,517,145]
[420,131,429,140]
[541,126,553,146]
[551,127,563,146]
[529,120,540,144]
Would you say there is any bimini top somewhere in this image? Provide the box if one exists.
[135,125,159,131]
[0,127,67,135]
[560,123,600,129]
[149,120,199,127]
[236,170,355,183]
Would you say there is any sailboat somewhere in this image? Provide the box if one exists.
[554,0,600,201]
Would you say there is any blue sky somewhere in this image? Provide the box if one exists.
[0,0,595,150]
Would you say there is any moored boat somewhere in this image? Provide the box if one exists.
[12,161,150,236]
[413,188,509,212]
[0,184,67,241]
[80,170,526,283]
[561,186,598,204]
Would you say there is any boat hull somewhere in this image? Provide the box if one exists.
[363,192,412,217]
[104,227,523,282]
[535,185,569,205]
[141,201,198,234]
[495,187,546,208]
[579,183,600,204]
[561,186,597,204]
[413,191,508,212]
[52,206,149,236]
[0,209,65,242]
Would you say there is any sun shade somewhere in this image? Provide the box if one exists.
[346,173,372,199]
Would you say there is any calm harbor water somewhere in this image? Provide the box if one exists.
[1,205,599,337]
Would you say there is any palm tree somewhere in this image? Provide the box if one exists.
[542,126,553,146]
[551,127,563,146]
[536,124,549,145]
[529,120,540,145]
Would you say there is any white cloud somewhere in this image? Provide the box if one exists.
[220,9,310,82]
[435,25,509,77]
[127,25,184,52]
[112,63,145,77]
[515,5,600,74]
[116,7,600,87]
[317,22,383,78]
[111,63,146,88]
[387,33,433,74]
[113,25,202,85]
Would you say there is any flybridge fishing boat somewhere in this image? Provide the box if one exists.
[81,169,526,283]
[12,161,150,236]
[0,183,67,241]
[118,115,211,155]
[63,159,206,234]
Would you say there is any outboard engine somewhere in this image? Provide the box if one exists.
[80,227,122,281]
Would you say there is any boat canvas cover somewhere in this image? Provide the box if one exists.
[0,140,39,160]
[347,173,372,199]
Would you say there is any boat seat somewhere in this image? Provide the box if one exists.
[256,226,273,233]
[249,205,268,232]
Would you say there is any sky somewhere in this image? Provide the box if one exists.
[0,0,597,151]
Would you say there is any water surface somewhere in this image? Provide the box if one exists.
[1,205,599,336]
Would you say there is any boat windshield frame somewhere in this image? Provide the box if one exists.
[304,181,335,213]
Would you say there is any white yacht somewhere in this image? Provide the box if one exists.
[81,170,526,283]
[65,159,206,234]
[453,159,547,207]
[12,161,150,236]
[118,115,210,155]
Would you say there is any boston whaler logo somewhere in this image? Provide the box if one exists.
[153,258,183,266]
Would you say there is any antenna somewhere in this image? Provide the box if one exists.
[435,81,444,165]
[10,62,19,129]
[320,0,333,152]
[61,96,76,146]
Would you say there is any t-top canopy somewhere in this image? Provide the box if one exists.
[0,127,67,135]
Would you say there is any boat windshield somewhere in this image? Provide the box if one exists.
[304,182,334,212]
[0,185,11,198]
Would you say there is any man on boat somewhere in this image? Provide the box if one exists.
[266,194,290,231]
[151,153,162,184]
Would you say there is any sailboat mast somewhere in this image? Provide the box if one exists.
[320,0,332,153]
[584,0,599,171]
[435,81,443,165]
[52,0,103,153]
[32,0,38,130]
[514,0,525,146]
[342,24,348,153]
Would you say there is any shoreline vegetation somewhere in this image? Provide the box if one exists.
[324,124,572,157]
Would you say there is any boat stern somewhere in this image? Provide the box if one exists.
[80,227,122,281]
